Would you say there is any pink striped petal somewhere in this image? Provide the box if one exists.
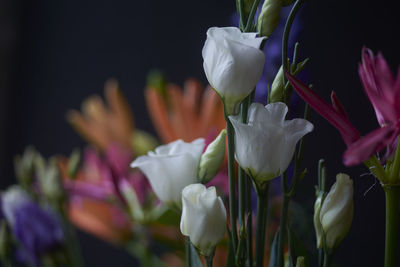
[343,124,398,166]
[285,71,360,146]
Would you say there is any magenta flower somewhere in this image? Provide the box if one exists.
[286,47,400,166]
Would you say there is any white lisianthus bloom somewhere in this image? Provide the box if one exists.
[229,102,313,182]
[130,139,205,207]
[320,173,353,250]
[180,183,227,256]
[202,27,266,115]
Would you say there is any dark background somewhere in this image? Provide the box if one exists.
[1,0,399,266]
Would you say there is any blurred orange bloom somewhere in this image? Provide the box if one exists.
[57,155,132,244]
[67,79,134,151]
[145,79,225,143]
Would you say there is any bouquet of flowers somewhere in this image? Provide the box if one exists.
[1,0,399,266]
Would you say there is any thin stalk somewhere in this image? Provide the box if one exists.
[206,249,215,267]
[389,136,400,183]
[226,117,238,251]
[384,185,400,267]
[318,249,324,267]
[282,0,305,104]
[186,237,192,267]
[255,184,270,267]
[206,257,213,267]
[277,189,289,267]
[244,0,261,32]
[246,177,253,267]
[323,251,331,267]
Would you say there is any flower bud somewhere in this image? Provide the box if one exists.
[319,173,353,251]
[180,184,226,256]
[296,256,305,267]
[198,129,227,184]
[131,129,159,157]
[313,193,324,249]
[202,27,266,115]
[269,66,284,103]
[257,0,282,38]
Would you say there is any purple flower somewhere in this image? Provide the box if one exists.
[1,186,64,266]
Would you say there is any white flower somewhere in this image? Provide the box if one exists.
[229,102,313,182]
[319,173,353,250]
[202,27,266,115]
[130,139,205,207]
[180,183,227,256]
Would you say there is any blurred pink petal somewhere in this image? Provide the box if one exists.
[285,71,360,146]
[343,124,399,166]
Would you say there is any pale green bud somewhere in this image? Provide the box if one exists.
[131,129,159,157]
[14,146,36,188]
[296,256,306,267]
[67,148,81,179]
[269,66,284,103]
[320,173,353,251]
[120,180,145,223]
[198,129,227,184]
[313,192,324,249]
[37,158,64,202]
[257,0,282,38]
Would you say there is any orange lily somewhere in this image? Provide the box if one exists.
[145,79,225,143]
[67,79,134,151]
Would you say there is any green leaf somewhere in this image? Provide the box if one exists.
[287,226,310,267]
[269,229,280,267]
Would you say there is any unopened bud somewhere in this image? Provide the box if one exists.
[313,192,324,249]
[198,130,227,184]
[320,173,353,251]
[257,0,282,38]
[269,66,284,103]
[131,130,159,157]
[296,256,305,267]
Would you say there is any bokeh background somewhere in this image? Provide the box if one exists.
[1,0,400,266]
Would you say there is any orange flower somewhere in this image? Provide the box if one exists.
[67,79,134,151]
[145,79,225,143]
[57,151,133,244]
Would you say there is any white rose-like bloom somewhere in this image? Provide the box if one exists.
[202,27,266,115]
[320,173,353,250]
[180,183,226,256]
[130,139,205,207]
[229,102,313,182]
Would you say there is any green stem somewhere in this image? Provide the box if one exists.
[318,249,324,267]
[384,185,400,267]
[255,184,269,267]
[206,256,213,267]
[186,237,192,267]
[282,0,305,104]
[246,177,253,267]
[226,117,238,251]
[277,187,289,267]
[389,136,400,183]
[323,251,331,267]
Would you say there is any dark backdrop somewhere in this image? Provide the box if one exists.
[1,0,399,266]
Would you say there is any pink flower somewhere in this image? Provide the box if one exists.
[286,47,400,166]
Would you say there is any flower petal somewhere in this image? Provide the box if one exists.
[285,71,360,146]
[343,124,398,166]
